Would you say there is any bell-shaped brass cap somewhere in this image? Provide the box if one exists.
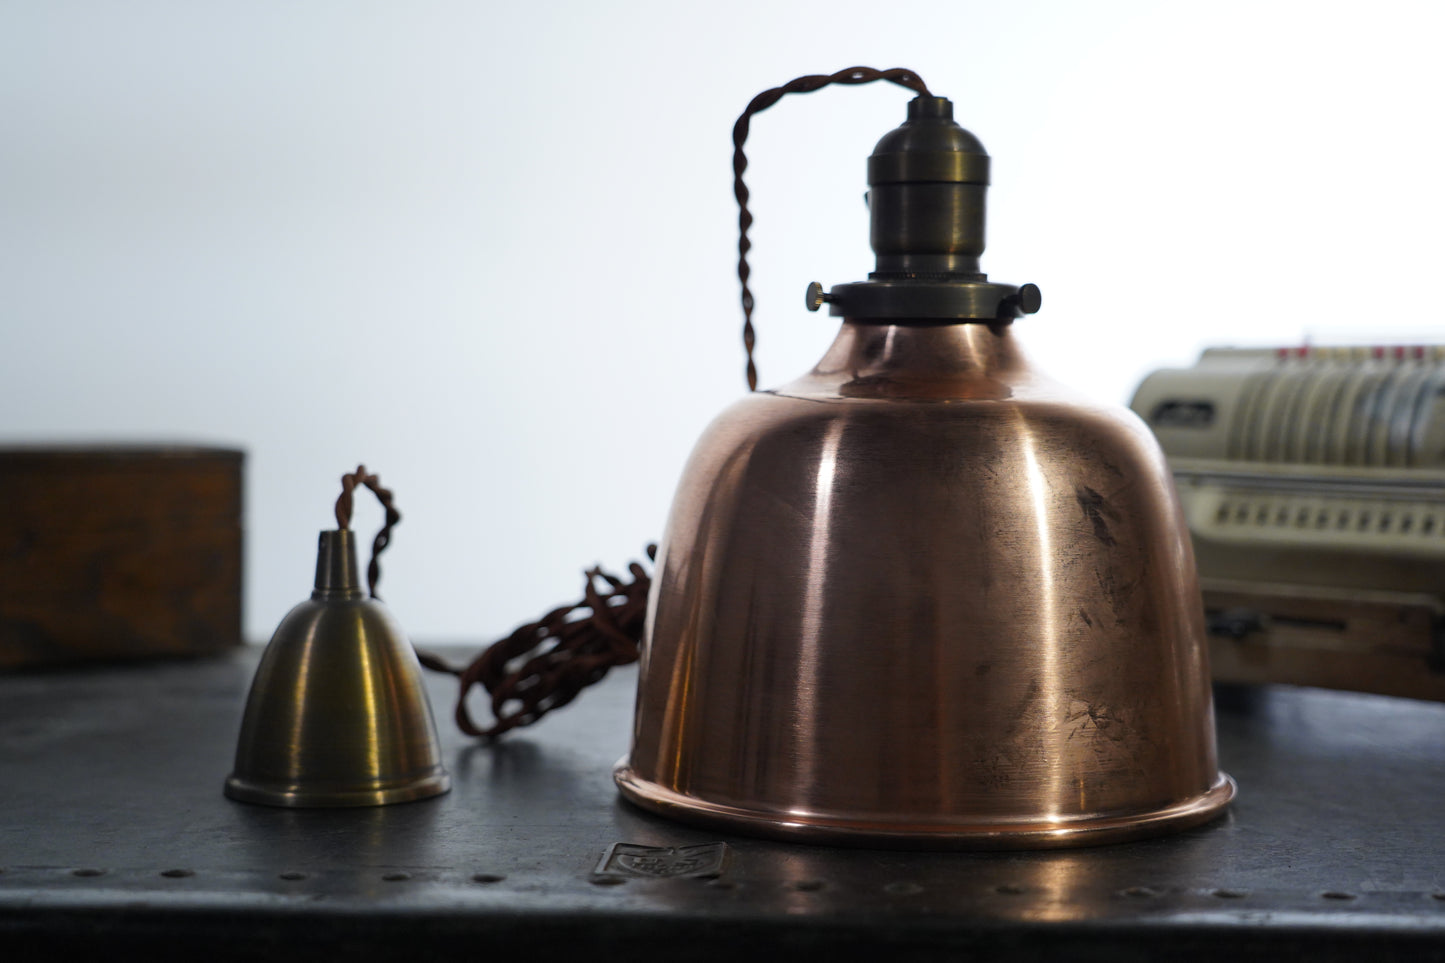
[224,530,450,807]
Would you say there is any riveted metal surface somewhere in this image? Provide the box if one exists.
[1,647,1444,960]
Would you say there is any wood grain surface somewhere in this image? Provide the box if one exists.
[0,446,242,669]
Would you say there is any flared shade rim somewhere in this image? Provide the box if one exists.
[614,760,1235,850]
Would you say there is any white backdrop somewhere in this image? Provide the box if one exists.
[2,0,1443,643]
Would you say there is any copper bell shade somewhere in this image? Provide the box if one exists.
[225,530,450,807]
[614,95,1235,848]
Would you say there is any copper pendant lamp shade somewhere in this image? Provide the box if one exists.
[614,92,1234,848]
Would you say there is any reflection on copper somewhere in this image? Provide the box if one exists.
[617,322,1233,848]
[797,419,846,803]
[1018,422,1065,818]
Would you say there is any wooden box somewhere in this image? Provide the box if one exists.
[0,446,243,669]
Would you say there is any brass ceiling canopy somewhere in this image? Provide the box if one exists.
[614,84,1234,848]
[225,530,450,808]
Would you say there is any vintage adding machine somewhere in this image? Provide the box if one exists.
[1131,345,1445,702]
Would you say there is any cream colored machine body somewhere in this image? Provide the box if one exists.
[1131,346,1445,701]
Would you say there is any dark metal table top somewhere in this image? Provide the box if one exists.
[2,646,1444,961]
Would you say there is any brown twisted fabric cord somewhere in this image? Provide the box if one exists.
[733,66,930,391]
[418,72,934,738]
[330,465,652,737]
[334,465,401,599]
[416,546,656,738]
